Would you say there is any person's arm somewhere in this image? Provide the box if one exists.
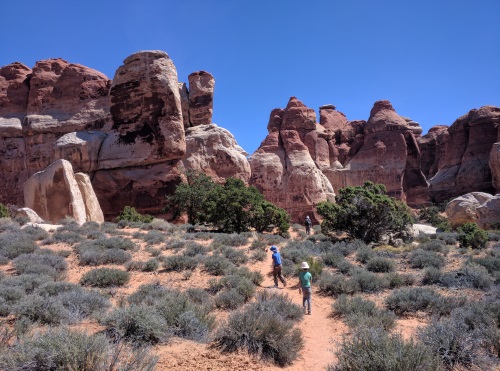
[298,275,302,293]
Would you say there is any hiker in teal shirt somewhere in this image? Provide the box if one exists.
[298,261,312,314]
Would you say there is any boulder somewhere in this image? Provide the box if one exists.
[476,194,500,229]
[445,192,494,228]
[188,71,214,126]
[15,207,45,224]
[75,172,104,223]
[23,159,88,224]
[182,124,251,184]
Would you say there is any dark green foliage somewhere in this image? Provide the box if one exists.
[366,257,395,272]
[317,181,413,243]
[0,232,38,259]
[212,292,303,366]
[408,249,444,269]
[329,328,440,371]
[0,328,158,370]
[80,268,130,287]
[13,253,68,279]
[0,204,9,218]
[419,206,450,230]
[458,222,488,249]
[116,206,154,224]
[167,172,290,234]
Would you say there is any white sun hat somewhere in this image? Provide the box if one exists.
[301,262,310,269]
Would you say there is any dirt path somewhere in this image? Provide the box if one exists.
[253,256,348,370]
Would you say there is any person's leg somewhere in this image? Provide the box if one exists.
[305,287,312,313]
[302,293,307,312]
[277,265,286,286]
[273,266,279,286]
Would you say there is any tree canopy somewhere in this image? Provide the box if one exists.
[166,172,290,235]
[317,181,413,243]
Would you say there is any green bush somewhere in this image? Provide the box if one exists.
[79,248,131,266]
[0,328,158,370]
[317,272,360,296]
[80,268,130,287]
[351,269,389,293]
[329,328,439,371]
[458,222,488,249]
[317,181,413,243]
[215,288,246,310]
[0,232,38,259]
[203,255,235,275]
[420,239,449,255]
[385,287,463,316]
[0,204,9,218]
[355,246,375,264]
[439,263,494,290]
[116,206,154,224]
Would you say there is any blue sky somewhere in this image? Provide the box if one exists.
[2,0,499,154]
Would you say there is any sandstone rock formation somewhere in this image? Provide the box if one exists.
[249,97,335,223]
[476,194,500,229]
[182,124,251,184]
[23,159,103,224]
[418,125,449,179]
[445,192,494,228]
[326,101,428,206]
[75,172,104,223]
[489,143,500,192]
[429,106,500,202]
[188,71,214,126]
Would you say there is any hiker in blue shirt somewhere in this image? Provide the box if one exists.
[270,245,286,288]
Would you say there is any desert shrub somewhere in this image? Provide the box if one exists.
[422,267,442,285]
[125,260,146,271]
[15,294,69,324]
[0,256,9,265]
[0,232,38,259]
[164,238,186,250]
[439,263,494,290]
[253,291,303,321]
[80,268,129,287]
[329,327,439,371]
[13,253,68,279]
[141,230,166,245]
[143,258,159,272]
[333,295,396,331]
[212,233,249,247]
[321,251,347,268]
[420,239,449,255]
[204,255,235,276]
[355,245,375,264]
[408,249,444,269]
[116,206,154,224]
[385,287,462,316]
[351,269,389,293]
[306,233,329,243]
[221,246,248,265]
[0,218,20,233]
[472,255,500,275]
[79,248,131,266]
[212,294,303,366]
[21,225,49,241]
[488,232,500,241]
[436,232,458,245]
[93,236,137,251]
[251,249,266,261]
[385,287,442,315]
[366,257,395,272]
[229,266,264,286]
[215,288,246,310]
[100,222,118,234]
[51,229,84,245]
[458,222,488,249]
[318,272,360,296]
[162,255,197,272]
[103,305,170,344]
[419,316,487,369]
[385,272,415,288]
[186,288,214,307]
[0,204,9,219]
[0,328,158,370]
[144,246,161,258]
[183,242,207,257]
